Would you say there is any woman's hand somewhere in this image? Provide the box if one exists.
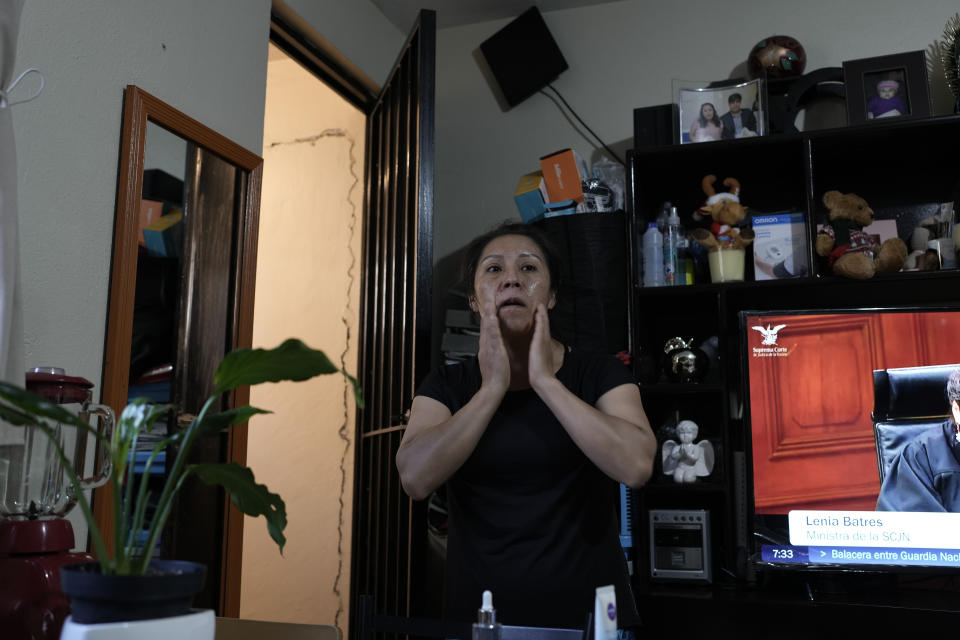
[528,303,556,387]
[478,301,510,394]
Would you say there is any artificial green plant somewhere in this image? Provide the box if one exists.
[0,338,361,575]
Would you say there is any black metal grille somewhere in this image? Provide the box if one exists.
[351,9,435,636]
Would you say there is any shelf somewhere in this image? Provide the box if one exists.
[626,113,960,616]
[637,268,960,297]
[644,481,726,494]
[639,382,723,395]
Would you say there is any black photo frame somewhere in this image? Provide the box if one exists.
[842,51,931,125]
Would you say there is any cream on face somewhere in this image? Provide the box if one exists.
[472,234,554,329]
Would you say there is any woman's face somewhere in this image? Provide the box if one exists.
[470,234,555,333]
[701,104,715,119]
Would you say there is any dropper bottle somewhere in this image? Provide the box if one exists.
[472,590,502,640]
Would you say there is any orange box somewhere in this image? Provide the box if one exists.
[139,199,164,245]
[539,148,584,203]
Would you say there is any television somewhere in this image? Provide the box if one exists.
[740,306,960,571]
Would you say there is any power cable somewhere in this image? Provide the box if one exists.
[543,83,625,166]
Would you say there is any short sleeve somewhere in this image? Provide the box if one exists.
[414,359,482,414]
[558,350,636,406]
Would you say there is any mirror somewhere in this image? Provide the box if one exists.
[98,86,263,616]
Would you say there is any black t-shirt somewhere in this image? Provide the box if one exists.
[415,349,641,629]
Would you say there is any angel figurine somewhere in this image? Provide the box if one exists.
[662,420,714,483]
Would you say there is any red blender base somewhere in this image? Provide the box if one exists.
[0,519,94,640]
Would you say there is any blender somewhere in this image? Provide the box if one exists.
[0,367,114,640]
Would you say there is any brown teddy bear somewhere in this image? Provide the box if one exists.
[815,190,907,279]
[690,175,754,250]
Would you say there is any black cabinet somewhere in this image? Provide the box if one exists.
[625,115,960,625]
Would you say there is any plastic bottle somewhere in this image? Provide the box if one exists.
[642,222,664,287]
[472,590,502,640]
[664,206,681,286]
[656,202,671,232]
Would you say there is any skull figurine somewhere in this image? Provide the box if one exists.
[662,337,709,383]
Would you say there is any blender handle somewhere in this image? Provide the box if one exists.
[78,402,115,489]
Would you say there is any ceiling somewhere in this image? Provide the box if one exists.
[370,0,622,31]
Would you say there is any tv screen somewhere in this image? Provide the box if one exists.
[741,306,960,570]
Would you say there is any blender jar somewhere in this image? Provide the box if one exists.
[0,368,114,520]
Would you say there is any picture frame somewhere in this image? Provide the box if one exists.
[674,78,766,144]
[842,51,932,125]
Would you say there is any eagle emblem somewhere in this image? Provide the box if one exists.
[752,324,786,346]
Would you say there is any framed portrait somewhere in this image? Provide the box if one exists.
[674,78,766,144]
[842,51,932,125]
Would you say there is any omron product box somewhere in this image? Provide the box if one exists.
[752,212,808,280]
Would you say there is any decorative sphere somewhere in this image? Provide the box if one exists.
[747,35,806,79]
[661,337,709,384]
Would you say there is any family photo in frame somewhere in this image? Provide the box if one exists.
[675,78,766,144]
[842,50,932,125]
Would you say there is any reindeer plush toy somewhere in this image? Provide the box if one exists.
[690,175,754,250]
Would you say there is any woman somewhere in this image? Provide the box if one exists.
[396,222,657,630]
[690,102,722,142]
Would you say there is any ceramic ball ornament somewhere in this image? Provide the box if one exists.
[748,35,806,79]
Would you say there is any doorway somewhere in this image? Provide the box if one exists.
[239,42,364,634]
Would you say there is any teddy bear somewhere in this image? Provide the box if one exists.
[690,175,754,250]
[815,190,907,279]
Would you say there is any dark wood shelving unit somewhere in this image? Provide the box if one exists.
[625,114,960,632]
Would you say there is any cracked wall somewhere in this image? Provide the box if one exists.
[241,43,363,636]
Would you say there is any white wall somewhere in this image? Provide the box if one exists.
[242,47,363,633]
[9,0,397,572]
[13,0,269,385]
[12,0,400,399]
[12,0,271,549]
[433,0,959,280]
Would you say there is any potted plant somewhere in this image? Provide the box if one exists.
[0,338,361,630]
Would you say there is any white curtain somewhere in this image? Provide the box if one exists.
[0,0,25,385]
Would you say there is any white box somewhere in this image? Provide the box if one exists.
[752,212,808,280]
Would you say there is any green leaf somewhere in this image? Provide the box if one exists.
[0,381,97,433]
[193,406,271,438]
[214,339,339,393]
[0,402,41,427]
[190,462,287,552]
[214,338,362,407]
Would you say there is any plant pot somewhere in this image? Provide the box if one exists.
[60,560,205,624]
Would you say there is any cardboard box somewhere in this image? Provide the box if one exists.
[752,212,808,280]
[543,199,577,218]
[143,209,184,258]
[513,171,549,223]
[139,199,164,246]
[539,148,584,203]
[862,219,899,245]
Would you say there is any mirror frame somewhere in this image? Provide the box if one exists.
[98,85,262,616]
